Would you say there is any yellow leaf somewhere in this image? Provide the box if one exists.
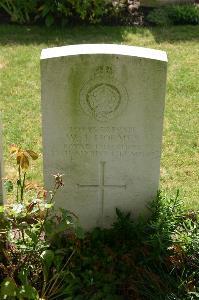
[38,4,45,11]
[10,144,20,155]
[26,150,38,160]
[16,151,22,165]
[20,153,30,170]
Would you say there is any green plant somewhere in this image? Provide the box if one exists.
[0,0,111,26]
[1,147,199,299]
[168,4,199,25]
[0,0,37,24]
[0,0,142,26]
[147,4,199,26]
[147,7,172,26]
[38,0,110,26]
[70,0,108,24]
[0,146,83,299]
[49,192,197,300]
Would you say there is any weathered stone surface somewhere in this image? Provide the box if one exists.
[41,44,167,230]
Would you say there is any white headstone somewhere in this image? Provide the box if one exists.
[0,117,4,204]
[41,44,167,230]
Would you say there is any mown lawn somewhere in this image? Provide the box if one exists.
[0,24,198,208]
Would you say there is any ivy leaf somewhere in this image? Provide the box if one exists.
[41,250,55,280]
[18,268,29,285]
[18,284,39,300]
[54,221,70,234]
[75,225,85,239]
[0,277,17,298]
[41,249,54,270]
[25,229,38,244]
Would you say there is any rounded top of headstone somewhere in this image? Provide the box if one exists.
[41,44,167,62]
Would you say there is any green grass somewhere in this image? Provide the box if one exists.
[0,24,198,207]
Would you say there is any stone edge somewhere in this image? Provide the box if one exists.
[40,44,168,62]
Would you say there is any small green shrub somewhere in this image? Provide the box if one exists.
[1,146,199,299]
[0,0,37,24]
[0,146,83,299]
[168,4,199,25]
[0,0,142,26]
[147,7,172,26]
[0,0,111,25]
[37,0,109,26]
[147,4,199,26]
[61,192,199,299]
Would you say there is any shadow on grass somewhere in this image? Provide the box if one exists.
[148,25,199,43]
[0,24,198,47]
[0,24,125,46]
[122,24,199,43]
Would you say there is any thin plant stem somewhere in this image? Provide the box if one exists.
[42,249,75,298]
[21,228,26,244]
[18,163,21,183]
[33,183,59,251]
[37,183,58,240]
[48,279,65,300]
[16,183,19,203]
[16,164,21,202]
[21,172,26,202]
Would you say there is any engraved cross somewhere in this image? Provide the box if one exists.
[77,161,126,225]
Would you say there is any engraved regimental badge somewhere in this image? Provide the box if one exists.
[80,66,128,122]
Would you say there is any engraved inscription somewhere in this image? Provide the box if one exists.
[63,127,160,161]
[80,66,128,122]
[77,161,126,226]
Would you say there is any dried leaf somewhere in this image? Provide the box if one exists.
[38,4,45,11]
[20,153,29,170]
[187,280,196,292]
[26,150,38,160]
[37,189,47,199]
[26,202,36,213]
[16,151,22,165]
[10,144,38,169]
